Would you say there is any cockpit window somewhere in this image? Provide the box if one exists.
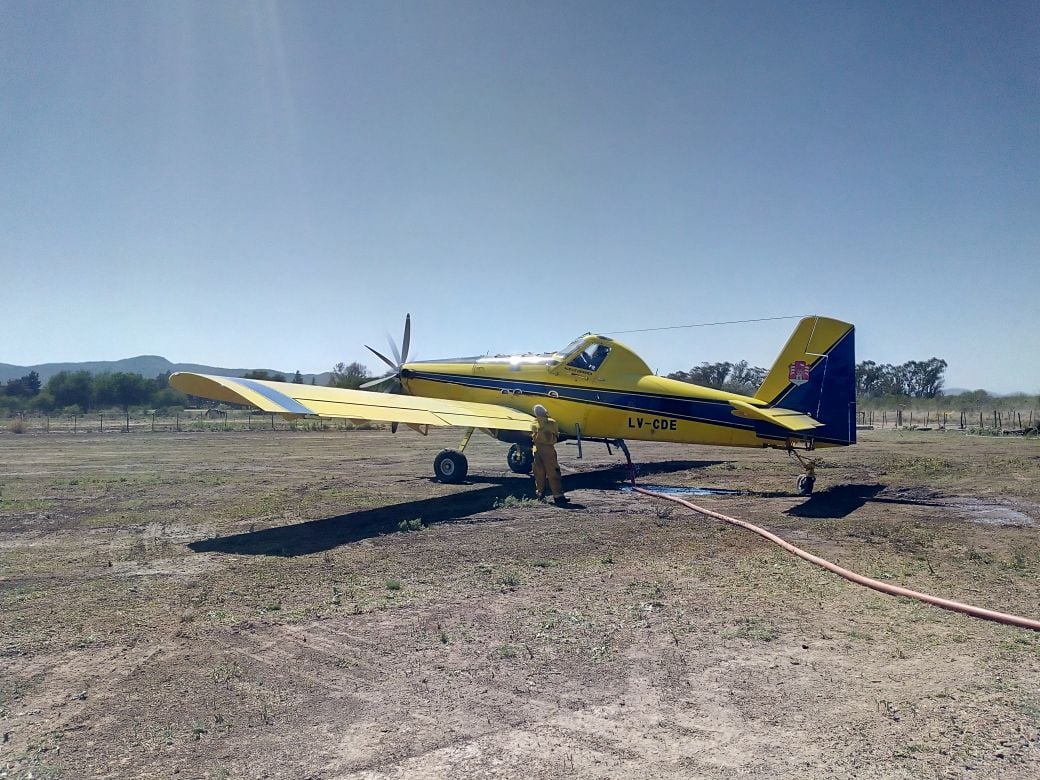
[567,343,611,371]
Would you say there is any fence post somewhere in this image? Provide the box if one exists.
[100,413,103,433]
[125,411,130,433]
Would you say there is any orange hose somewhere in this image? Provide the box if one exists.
[634,486,1040,633]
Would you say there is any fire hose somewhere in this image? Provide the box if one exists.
[632,486,1040,633]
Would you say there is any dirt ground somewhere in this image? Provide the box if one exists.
[1,427,1038,779]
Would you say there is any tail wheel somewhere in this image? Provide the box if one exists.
[797,474,815,496]
[507,444,533,474]
[434,449,468,483]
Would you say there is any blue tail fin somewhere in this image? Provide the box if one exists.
[755,316,856,446]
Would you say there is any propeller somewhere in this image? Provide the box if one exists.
[361,313,411,392]
[361,314,412,432]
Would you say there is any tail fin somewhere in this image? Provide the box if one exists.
[755,316,856,446]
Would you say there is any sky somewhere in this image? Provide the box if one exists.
[2,1,1038,393]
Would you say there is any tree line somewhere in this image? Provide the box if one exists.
[1,370,188,414]
[0,361,383,415]
[668,357,950,399]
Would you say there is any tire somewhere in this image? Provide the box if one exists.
[434,450,468,484]
[507,444,533,474]
[797,474,815,496]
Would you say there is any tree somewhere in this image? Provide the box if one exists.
[243,370,286,382]
[151,387,188,411]
[329,362,370,390]
[904,358,947,398]
[724,361,767,395]
[45,371,94,412]
[94,372,152,412]
[855,358,947,399]
[4,371,41,398]
[856,360,885,397]
[667,361,746,390]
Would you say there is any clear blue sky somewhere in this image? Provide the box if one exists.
[3,1,1037,392]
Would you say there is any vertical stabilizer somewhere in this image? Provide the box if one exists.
[755,316,856,445]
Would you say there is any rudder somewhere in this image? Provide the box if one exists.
[755,316,856,446]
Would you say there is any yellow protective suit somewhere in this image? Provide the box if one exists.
[531,416,565,500]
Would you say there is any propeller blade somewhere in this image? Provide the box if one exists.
[365,345,398,371]
[400,313,411,364]
[386,332,401,366]
[360,375,397,390]
[391,421,399,434]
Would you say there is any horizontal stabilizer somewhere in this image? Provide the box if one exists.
[728,399,822,432]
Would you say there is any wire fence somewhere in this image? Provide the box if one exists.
[3,409,1038,436]
[2,411,383,435]
[857,409,1039,434]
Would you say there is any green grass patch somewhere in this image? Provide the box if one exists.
[730,617,780,642]
[493,495,539,509]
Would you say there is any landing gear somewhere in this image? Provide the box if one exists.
[506,443,533,474]
[607,439,636,485]
[796,472,816,496]
[434,449,468,483]
[786,441,817,496]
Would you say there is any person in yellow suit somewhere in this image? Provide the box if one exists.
[531,404,568,505]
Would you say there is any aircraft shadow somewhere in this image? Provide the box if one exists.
[784,483,954,520]
[188,459,725,557]
[785,483,886,519]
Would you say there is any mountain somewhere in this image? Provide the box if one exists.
[0,356,332,386]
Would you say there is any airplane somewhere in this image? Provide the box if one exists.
[170,315,855,495]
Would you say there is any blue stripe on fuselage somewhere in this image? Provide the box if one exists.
[407,371,751,431]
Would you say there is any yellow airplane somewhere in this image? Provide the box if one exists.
[170,315,855,494]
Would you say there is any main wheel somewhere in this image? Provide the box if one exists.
[507,443,533,474]
[797,474,815,496]
[434,449,468,483]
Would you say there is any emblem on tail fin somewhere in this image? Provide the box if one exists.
[788,360,810,386]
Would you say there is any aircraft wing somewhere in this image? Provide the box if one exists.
[169,373,535,431]
[727,399,823,432]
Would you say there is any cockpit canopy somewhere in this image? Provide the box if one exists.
[471,334,650,376]
[552,334,650,376]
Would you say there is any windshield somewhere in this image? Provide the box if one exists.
[567,343,611,371]
[556,336,588,357]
